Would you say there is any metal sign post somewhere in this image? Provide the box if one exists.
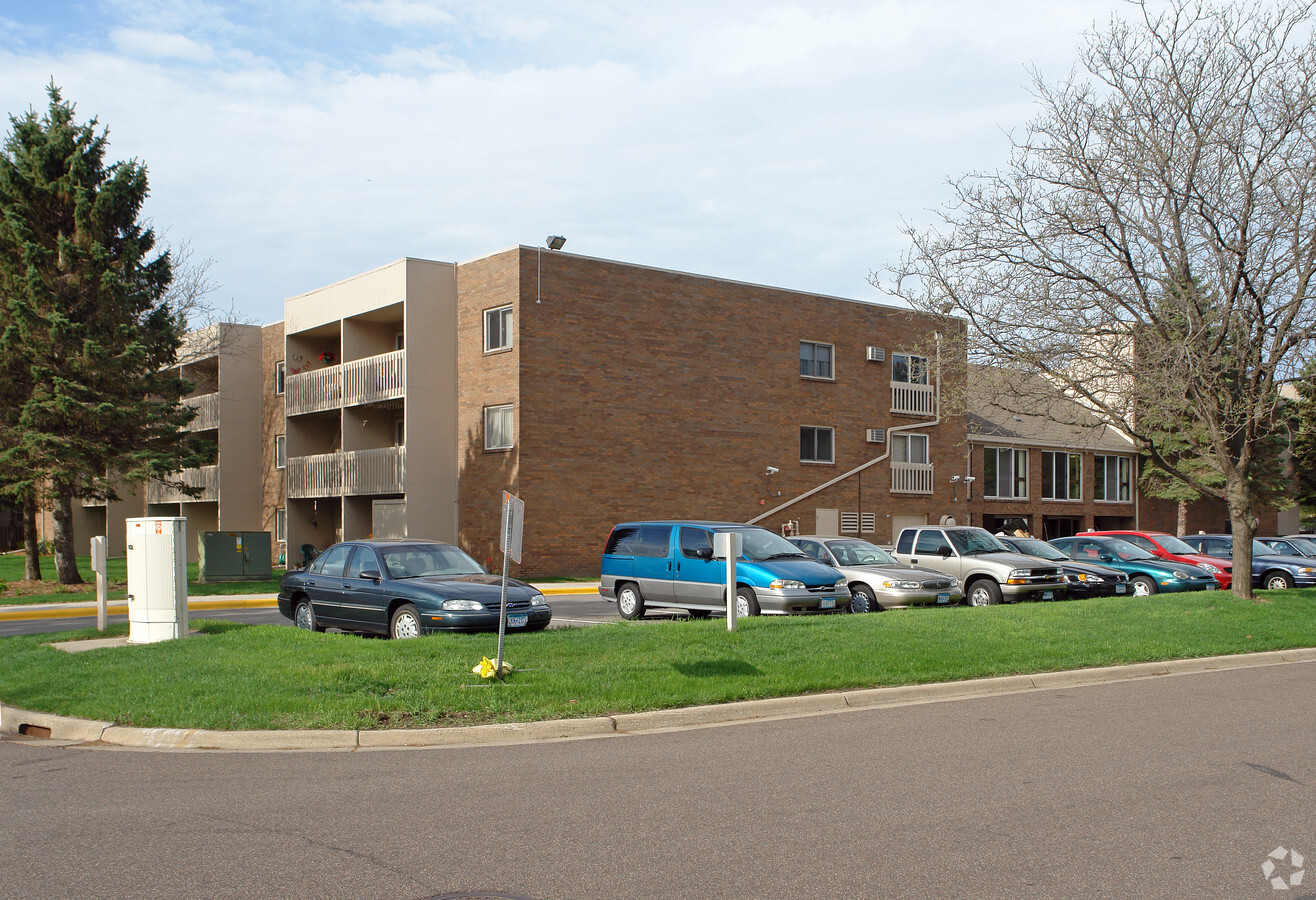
[90,536,107,632]
[714,531,743,632]
[495,491,525,678]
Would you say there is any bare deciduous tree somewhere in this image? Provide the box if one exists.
[883,0,1316,599]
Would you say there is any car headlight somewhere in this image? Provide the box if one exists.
[881,580,921,590]
[834,578,848,590]
[530,593,547,606]
[441,598,484,610]
[1299,568,1315,575]
[1067,573,1103,584]
[1171,571,1192,579]
[769,578,805,590]
[1006,569,1030,584]
[1199,563,1221,573]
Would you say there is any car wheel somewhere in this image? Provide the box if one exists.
[965,580,1001,607]
[849,584,878,614]
[1131,575,1157,596]
[293,598,324,632]
[1265,571,1295,590]
[389,603,422,639]
[616,583,646,620]
[735,587,761,617]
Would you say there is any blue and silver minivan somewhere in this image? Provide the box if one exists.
[599,521,850,618]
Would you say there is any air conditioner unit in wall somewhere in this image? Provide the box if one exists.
[866,428,886,443]
[866,346,885,362]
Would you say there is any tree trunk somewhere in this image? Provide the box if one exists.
[1176,499,1187,538]
[50,486,84,585]
[1225,478,1256,600]
[22,495,41,582]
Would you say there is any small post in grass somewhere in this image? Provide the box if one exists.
[495,491,525,679]
[714,531,742,632]
[90,535,107,632]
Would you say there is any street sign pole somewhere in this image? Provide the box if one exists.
[495,491,525,678]
[714,532,743,632]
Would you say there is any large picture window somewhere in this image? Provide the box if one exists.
[1042,451,1081,501]
[484,404,514,450]
[483,305,513,353]
[983,447,1028,499]
[800,426,834,463]
[1094,454,1132,502]
[892,353,929,385]
[799,341,834,379]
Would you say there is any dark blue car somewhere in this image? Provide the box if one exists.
[1178,534,1316,590]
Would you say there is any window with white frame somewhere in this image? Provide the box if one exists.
[891,432,930,464]
[483,305,513,353]
[275,360,285,395]
[275,434,286,469]
[485,404,514,450]
[892,353,929,385]
[1042,451,1081,501]
[983,446,1028,498]
[1094,454,1132,502]
[800,426,834,463]
[799,341,834,379]
[275,508,286,543]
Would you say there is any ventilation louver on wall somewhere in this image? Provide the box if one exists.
[866,428,886,443]
[866,346,885,362]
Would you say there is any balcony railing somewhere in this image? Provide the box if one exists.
[891,462,934,494]
[287,446,406,498]
[182,392,220,431]
[146,464,221,503]
[891,381,935,416]
[344,350,406,406]
[286,349,407,415]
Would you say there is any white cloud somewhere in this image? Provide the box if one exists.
[109,28,218,62]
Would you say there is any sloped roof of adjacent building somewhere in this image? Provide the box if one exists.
[967,365,1136,452]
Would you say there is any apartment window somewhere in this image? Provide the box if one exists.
[275,434,286,469]
[394,419,405,446]
[485,404,514,451]
[800,426,834,463]
[275,360,285,395]
[275,508,286,543]
[1094,454,1132,502]
[484,305,513,353]
[799,341,834,379]
[892,353,929,385]
[892,433,929,464]
[395,331,405,351]
[983,447,1028,499]
[1042,451,1081,501]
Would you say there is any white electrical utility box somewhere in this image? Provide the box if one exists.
[126,517,188,644]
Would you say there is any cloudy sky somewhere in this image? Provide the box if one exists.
[1,0,1135,325]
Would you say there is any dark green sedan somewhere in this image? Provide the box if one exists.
[277,540,552,638]
[1049,535,1218,596]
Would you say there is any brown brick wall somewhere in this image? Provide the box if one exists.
[260,321,286,560]
[455,248,967,577]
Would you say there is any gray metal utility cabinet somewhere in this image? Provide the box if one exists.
[198,531,272,583]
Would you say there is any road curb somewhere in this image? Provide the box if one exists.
[3,649,1313,751]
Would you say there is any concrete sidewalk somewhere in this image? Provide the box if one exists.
[0,582,602,621]
[4,647,1314,752]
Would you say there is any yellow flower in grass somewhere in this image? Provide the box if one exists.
[473,656,512,679]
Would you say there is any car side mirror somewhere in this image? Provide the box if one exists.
[1099,555,1115,563]
[694,547,713,560]
[937,545,953,558]
[360,569,382,582]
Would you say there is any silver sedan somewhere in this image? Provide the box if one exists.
[788,535,963,612]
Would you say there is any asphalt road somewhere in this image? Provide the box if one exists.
[3,661,1314,899]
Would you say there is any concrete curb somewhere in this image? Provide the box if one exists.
[3,648,1314,751]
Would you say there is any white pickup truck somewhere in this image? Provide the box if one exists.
[891,525,1067,606]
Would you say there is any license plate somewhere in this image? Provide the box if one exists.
[937,592,950,604]
[508,614,528,628]
[1115,585,1126,594]
[820,598,835,609]
[1042,591,1054,600]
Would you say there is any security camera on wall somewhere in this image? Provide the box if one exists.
[765,466,779,476]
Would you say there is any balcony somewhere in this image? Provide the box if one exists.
[286,349,406,416]
[287,446,406,498]
[891,381,935,416]
[891,462,934,494]
[182,392,220,432]
[147,464,221,503]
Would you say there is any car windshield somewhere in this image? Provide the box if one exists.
[378,544,485,578]
[1006,538,1066,561]
[947,529,1008,555]
[825,540,898,566]
[721,527,811,562]
[1100,538,1155,561]
[1151,534,1200,554]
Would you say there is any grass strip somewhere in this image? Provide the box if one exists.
[1,590,1311,732]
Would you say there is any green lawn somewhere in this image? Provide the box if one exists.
[0,553,283,603]
[1,590,1312,731]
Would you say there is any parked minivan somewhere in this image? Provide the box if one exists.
[599,521,850,618]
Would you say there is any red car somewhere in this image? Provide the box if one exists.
[1083,530,1232,589]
